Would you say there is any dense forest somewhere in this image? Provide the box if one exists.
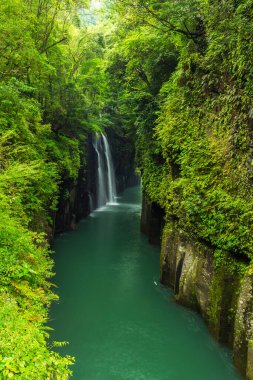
[1,0,253,378]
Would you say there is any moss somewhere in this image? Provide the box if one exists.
[207,252,247,342]
[206,266,223,338]
[160,222,173,269]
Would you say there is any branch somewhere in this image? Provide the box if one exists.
[40,37,67,54]
[140,3,204,41]
[136,66,151,89]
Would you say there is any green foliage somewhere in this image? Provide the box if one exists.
[2,0,253,375]
[104,0,253,261]
[152,1,253,258]
[0,294,74,380]
[0,194,74,379]
[0,0,108,377]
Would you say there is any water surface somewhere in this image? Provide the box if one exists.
[51,186,243,380]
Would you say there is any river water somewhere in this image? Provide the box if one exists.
[50,186,244,380]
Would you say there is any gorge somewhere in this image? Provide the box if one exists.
[51,186,244,380]
[1,0,253,379]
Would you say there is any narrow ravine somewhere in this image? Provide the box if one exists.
[50,187,243,380]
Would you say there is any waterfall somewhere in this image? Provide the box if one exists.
[92,133,117,208]
[88,192,95,212]
[101,134,117,204]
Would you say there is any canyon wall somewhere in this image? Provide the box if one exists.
[141,198,253,380]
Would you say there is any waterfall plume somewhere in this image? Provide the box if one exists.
[92,133,117,208]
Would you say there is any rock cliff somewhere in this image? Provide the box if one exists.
[142,197,253,380]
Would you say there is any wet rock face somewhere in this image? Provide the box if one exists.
[161,225,213,317]
[107,130,139,193]
[54,170,90,234]
[234,274,253,379]
[160,221,253,379]
[54,141,93,234]
[141,196,165,245]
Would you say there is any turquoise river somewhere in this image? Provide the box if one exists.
[50,186,244,380]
